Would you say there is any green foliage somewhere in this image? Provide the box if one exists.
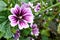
[0,1,7,11]
[20,0,29,3]
[41,29,50,36]
[19,37,30,40]
[21,28,31,36]
[0,0,60,40]
[4,23,13,39]
[42,35,48,40]
[0,20,13,39]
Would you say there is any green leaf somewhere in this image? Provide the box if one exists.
[0,20,8,33]
[0,1,7,7]
[0,31,4,38]
[19,37,30,40]
[20,0,29,3]
[11,26,18,33]
[4,23,13,39]
[41,29,50,36]
[29,0,38,3]
[21,28,31,36]
[42,35,48,40]
[0,16,6,19]
[0,1,7,11]
[0,23,7,38]
[0,20,13,39]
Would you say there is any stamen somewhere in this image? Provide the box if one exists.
[19,16,22,19]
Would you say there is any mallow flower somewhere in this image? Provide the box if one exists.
[21,2,30,8]
[34,3,40,12]
[31,24,39,36]
[8,4,34,29]
[21,2,34,9]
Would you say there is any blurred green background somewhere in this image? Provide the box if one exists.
[0,0,60,40]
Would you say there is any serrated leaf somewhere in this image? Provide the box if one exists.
[0,20,9,39]
[0,20,13,39]
[0,20,8,33]
[0,1,7,11]
[4,23,13,39]
[0,1,7,7]
[0,31,4,38]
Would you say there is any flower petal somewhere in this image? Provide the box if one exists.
[31,28,39,36]
[21,2,30,8]
[34,3,40,12]
[18,20,29,30]
[23,15,34,23]
[10,22,18,27]
[31,24,37,29]
[21,7,32,16]
[8,15,18,26]
[10,4,21,16]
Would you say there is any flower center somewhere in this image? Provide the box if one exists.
[19,16,22,19]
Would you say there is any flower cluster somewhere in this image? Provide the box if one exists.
[21,2,41,12]
[8,2,39,40]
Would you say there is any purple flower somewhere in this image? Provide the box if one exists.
[21,2,30,8]
[34,3,40,12]
[31,24,39,36]
[8,4,34,29]
[21,2,34,9]
[14,30,20,40]
[30,24,37,29]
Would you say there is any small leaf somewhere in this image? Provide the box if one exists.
[4,24,13,39]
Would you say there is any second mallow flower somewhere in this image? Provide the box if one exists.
[8,4,34,30]
[34,3,41,12]
[31,24,39,36]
